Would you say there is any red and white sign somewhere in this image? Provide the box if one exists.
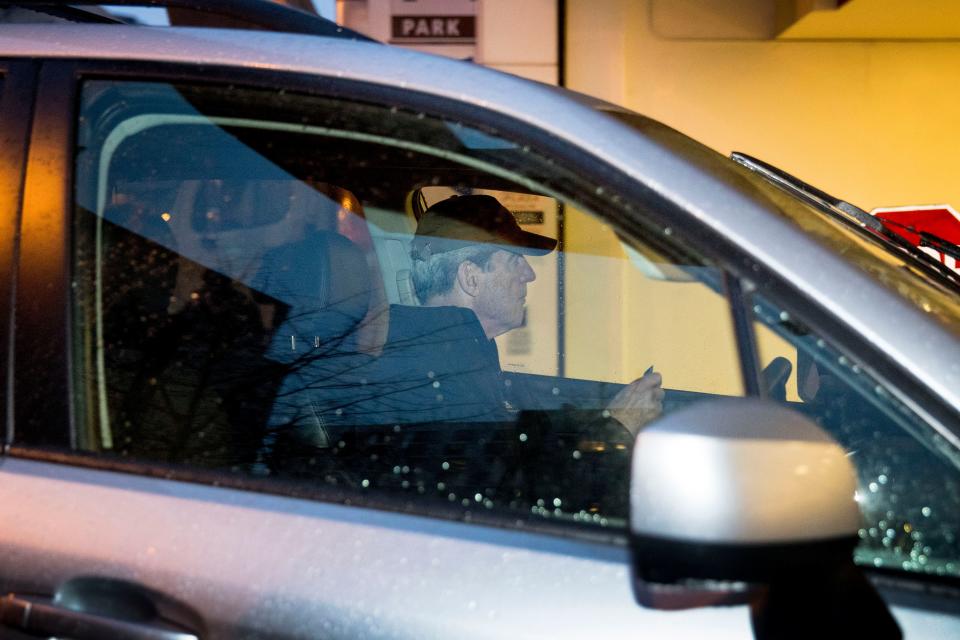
[870,204,960,274]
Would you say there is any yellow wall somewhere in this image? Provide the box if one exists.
[567,0,960,211]
[563,208,625,380]
[564,206,745,395]
[563,0,960,398]
[782,0,960,39]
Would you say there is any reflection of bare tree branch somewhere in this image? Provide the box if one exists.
[266,306,510,429]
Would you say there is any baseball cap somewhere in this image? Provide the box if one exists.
[411,194,557,260]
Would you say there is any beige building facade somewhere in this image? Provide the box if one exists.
[567,0,960,213]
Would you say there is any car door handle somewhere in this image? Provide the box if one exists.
[0,593,199,640]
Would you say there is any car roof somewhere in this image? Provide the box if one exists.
[2,23,959,420]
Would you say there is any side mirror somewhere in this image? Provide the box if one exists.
[629,399,901,639]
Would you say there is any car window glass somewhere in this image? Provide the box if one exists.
[69,80,743,530]
[753,295,960,579]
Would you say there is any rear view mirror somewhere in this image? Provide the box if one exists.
[629,399,901,639]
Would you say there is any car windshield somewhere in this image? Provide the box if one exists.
[729,152,960,292]
[605,109,960,335]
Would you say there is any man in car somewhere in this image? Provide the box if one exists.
[362,194,664,436]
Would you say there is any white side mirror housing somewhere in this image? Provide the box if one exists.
[630,398,859,548]
[627,399,900,638]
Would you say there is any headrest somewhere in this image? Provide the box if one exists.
[254,230,373,362]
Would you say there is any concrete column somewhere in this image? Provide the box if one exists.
[476,0,558,84]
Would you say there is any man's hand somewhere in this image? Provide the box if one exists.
[606,371,664,437]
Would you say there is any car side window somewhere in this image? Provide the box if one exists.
[70,79,744,529]
[751,294,960,578]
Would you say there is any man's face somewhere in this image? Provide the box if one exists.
[474,249,537,338]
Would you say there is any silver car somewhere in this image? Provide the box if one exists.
[0,2,958,639]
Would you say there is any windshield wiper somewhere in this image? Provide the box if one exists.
[729,153,881,232]
[730,152,960,288]
[877,217,960,263]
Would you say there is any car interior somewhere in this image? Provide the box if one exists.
[67,79,960,567]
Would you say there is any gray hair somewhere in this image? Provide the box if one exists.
[411,245,497,303]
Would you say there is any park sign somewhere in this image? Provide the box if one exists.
[870,205,960,275]
[390,0,476,45]
[391,15,475,43]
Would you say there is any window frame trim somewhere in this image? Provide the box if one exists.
[8,60,70,449]
[0,60,39,449]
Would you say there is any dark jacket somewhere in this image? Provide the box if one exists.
[354,304,515,426]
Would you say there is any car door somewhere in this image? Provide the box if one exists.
[0,57,768,639]
[1,53,957,639]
